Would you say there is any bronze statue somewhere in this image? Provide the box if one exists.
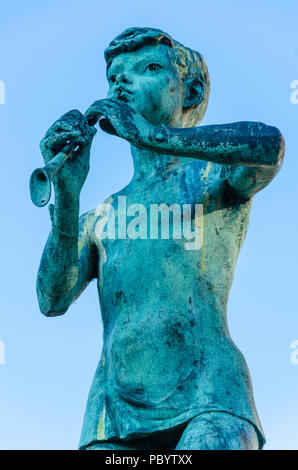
[33,27,285,450]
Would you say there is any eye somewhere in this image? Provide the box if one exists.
[109,75,116,83]
[144,63,162,72]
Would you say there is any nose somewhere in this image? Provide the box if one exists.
[115,73,132,85]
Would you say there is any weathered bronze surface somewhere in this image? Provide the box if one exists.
[35,27,285,450]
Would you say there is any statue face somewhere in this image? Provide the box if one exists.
[106,44,184,127]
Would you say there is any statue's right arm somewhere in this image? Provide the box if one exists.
[36,109,97,316]
[37,204,98,317]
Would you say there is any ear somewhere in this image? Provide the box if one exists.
[183,78,204,109]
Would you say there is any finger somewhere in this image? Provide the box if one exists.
[48,203,55,224]
[40,139,55,163]
[85,99,132,125]
[86,99,112,111]
[90,126,97,136]
[44,130,82,150]
[85,100,114,125]
[51,121,76,133]
[59,109,84,121]
[45,109,86,138]
[67,137,95,166]
[45,121,78,138]
[85,107,105,126]
[107,98,137,115]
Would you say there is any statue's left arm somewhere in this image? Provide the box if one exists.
[143,121,285,199]
[85,100,285,199]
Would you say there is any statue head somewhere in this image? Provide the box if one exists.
[104,27,210,128]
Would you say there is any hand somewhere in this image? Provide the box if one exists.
[85,99,154,148]
[40,109,97,194]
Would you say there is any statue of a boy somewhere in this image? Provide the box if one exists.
[37,27,284,450]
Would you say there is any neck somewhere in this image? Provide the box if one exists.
[130,145,181,182]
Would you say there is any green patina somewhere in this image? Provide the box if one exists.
[35,27,285,450]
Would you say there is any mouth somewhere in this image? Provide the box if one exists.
[114,87,133,103]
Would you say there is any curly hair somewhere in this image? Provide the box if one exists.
[104,27,210,126]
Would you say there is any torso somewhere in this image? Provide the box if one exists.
[90,159,252,405]
[79,159,265,447]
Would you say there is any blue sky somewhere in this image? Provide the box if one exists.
[0,0,297,449]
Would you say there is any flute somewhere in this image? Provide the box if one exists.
[29,112,104,207]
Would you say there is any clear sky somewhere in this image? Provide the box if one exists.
[0,0,297,450]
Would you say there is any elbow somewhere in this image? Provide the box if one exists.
[266,124,285,168]
[256,123,285,168]
[40,305,68,317]
[37,285,69,317]
[38,298,68,317]
[276,131,285,168]
[36,274,73,317]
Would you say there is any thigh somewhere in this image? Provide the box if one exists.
[176,411,260,450]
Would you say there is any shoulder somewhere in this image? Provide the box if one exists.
[80,196,115,241]
[79,209,97,234]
